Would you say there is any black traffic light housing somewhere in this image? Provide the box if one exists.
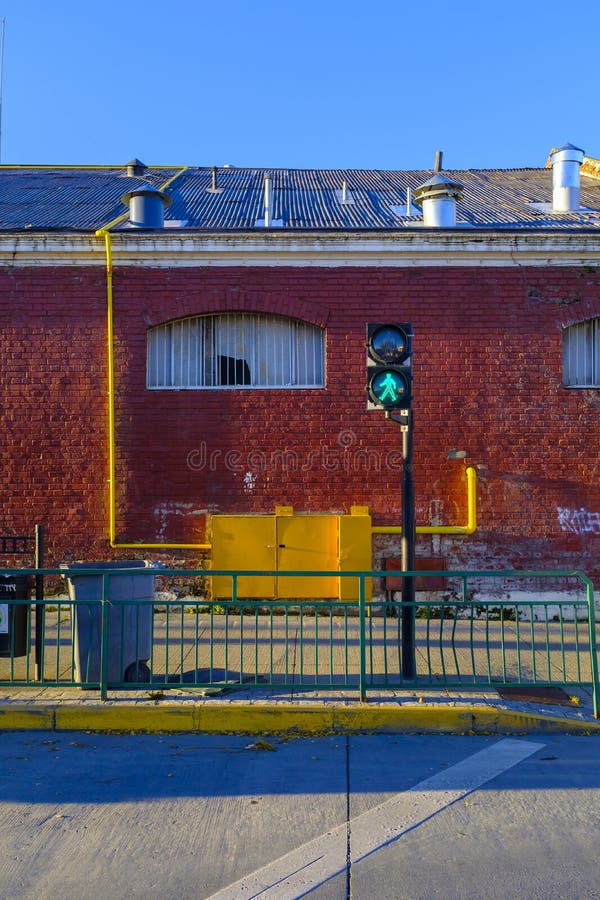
[366,322,412,410]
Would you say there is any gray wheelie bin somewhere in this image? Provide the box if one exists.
[61,561,160,685]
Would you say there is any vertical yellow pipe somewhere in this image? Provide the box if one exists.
[96,227,210,550]
[465,464,477,533]
[97,229,117,545]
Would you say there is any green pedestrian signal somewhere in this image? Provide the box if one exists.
[366,323,412,410]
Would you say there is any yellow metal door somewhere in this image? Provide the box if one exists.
[210,516,276,598]
[338,514,372,601]
[276,516,338,598]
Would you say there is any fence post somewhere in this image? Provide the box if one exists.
[100,572,110,700]
[34,524,44,682]
[359,574,366,701]
[585,577,599,719]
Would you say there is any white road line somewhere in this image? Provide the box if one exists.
[207,738,544,900]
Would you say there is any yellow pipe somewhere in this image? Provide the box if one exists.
[0,164,184,170]
[96,225,211,551]
[372,465,477,536]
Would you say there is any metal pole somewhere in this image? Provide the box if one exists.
[401,410,416,678]
[359,574,367,701]
[34,524,44,681]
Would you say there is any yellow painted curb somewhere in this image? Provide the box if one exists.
[54,704,196,733]
[1,703,598,734]
[0,705,55,730]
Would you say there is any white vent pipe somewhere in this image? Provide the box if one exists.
[413,174,464,227]
[551,143,585,212]
[263,172,272,227]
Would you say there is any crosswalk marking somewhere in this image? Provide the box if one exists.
[207,738,544,900]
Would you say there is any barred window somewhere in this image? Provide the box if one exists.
[147,313,325,389]
[562,318,600,387]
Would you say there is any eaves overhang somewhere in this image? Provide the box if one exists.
[2,228,600,268]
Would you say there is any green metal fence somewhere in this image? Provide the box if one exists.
[0,567,598,717]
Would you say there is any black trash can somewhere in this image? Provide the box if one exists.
[0,574,30,658]
[61,561,159,685]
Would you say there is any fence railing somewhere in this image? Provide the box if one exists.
[1,567,598,717]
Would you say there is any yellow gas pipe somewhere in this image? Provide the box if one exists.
[371,465,477,535]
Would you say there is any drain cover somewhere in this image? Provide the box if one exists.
[496,686,578,706]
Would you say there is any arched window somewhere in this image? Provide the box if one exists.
[562,318,600,387]
[147,313,325,389]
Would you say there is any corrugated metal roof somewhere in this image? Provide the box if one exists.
[1,163,600,231]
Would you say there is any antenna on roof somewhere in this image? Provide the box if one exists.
[0,18,6,164]
[434,150,443,173]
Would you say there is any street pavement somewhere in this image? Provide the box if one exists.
[2,731,600,899]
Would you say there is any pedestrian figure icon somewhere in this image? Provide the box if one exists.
[378,372,399,402]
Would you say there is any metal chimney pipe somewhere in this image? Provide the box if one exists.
[121,185,171,228]
[263,172,272,227]
[413,174,463,227]
[126,158,146,177]
[551,143,585,212]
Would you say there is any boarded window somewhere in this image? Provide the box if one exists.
[147,313,325,389]
[562,318,600,387]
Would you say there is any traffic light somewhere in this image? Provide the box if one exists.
[366,322,412,410]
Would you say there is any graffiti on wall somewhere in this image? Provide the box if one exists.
[557,506,600,534]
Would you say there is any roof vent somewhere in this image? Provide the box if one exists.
[255,172,284,227]
[126,158,147,177]
[413,173,464,227]
[206,166,224,194]
[121,184,172,228]
[551,143,585,212]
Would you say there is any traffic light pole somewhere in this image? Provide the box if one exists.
[400,410,416,679]
[367,322,415,678]
[387,408,416,679]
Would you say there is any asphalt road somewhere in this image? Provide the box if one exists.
[2,731,599,899]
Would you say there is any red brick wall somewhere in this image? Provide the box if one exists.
[1,262,599,581]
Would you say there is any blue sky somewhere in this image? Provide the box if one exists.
[0,0,598,170]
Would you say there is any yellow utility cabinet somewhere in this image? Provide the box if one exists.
[210,507,372,600]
